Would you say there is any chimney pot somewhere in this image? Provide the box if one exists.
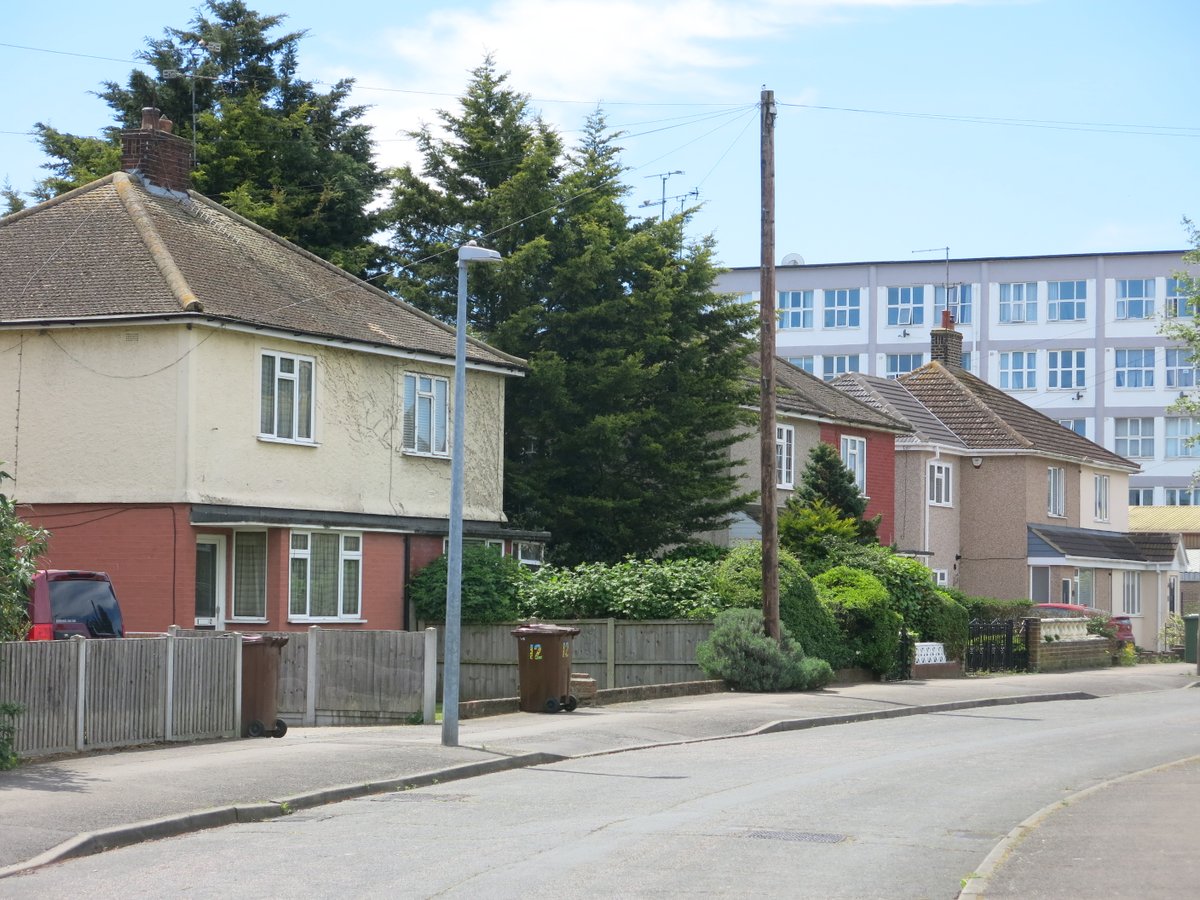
[158,116,174,134]
[140,107,160,130]
[941,309,954,330]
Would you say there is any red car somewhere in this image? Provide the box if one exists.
[27,570,125,640]
[1033,603,1134,642]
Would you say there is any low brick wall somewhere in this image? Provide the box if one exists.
[459,679,726,719]
[1034,639,1113,673]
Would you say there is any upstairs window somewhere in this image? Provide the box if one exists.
[1166,277,1196,318]
[403,373,450,456]
[776,424,795,488]
[1114,349,1154,389]
[1115,417,1155,457]
[886,353,924,379]
[928,462,952,507]
[1129,487,1154,506]
[779,291,814,329]
[822,354,860,382]
[260,351,315,443]
[788,356,815,375]
[934,284,972,325]
[999,282,1037,323]
[1166,417,1200,457]
[1000,350,1037,390]
[1117,279,1155,319]
[1166,349,1197,389]
[1047,350,1085,390]
[1047,466,1066,517]
[1094,474,1109,521]
[887,286,924,326]
[1166,488,1200,506]
[840,436,867,495]
[1048,281,1087,321]
[823,288,861,328]
[1059,418,1087,437]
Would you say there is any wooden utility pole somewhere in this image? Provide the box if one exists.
[759,88,780,641]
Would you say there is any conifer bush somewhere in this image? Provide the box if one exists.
[696,609,833,692]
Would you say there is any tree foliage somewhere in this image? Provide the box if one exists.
[795,442,879,543]
[407,546,526,625]
[1161,217,1200,425]
[696,608,832,692]
[0,466,47,641]
[28,1,384,273]
[381,61,756,564]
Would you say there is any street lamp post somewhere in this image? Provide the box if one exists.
[443,241,502,747]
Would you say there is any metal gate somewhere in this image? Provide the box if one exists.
[965,619,1029,673]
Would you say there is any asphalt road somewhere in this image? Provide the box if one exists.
[4,689,1197,899]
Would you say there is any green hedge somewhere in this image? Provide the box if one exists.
[944,588,1034,622]
[408,546,526,624]
[517,557,722,621]
[813,566,901,676]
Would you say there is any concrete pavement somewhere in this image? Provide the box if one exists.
[0,663,1196,893]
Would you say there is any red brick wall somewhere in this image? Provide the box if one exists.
[817,426,897,546]
[19,503,414,633]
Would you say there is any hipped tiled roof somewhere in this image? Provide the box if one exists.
[899,361,1135,471]
[834,373,966,449]
[748,356,911,433]
[0,172,522,371]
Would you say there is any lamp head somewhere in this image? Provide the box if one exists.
[458,240,502,263]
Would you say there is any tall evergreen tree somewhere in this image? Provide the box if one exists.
[795,442,879,543]
[377,55,561,328]
[28,1,383,273]
[380,67,756,564]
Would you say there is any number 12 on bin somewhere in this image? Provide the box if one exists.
[529,643,542,660]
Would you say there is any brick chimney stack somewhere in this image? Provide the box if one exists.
[930,308,963,368]
[121,107,192,193]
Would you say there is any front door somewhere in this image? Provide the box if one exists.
[195,536,227,630]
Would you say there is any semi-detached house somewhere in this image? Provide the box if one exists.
[0,108,543,634]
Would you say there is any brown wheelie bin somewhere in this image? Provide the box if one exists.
[512,623,581,713]
[241,634,289,737]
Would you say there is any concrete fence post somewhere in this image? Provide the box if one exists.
[423,627,438,724]
[606,618,616,689]
[305,626,319,726]
[164,630,175,742]
[233,632,243,737]
[73,635,87,752]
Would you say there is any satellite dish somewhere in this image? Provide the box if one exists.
[781,253,805,266]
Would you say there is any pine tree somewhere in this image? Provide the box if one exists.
[28,1,383,274]
[795,442,879,543]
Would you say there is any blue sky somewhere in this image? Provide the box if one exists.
[2,0,1197,267]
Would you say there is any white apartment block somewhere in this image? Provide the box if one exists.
[715,250,1198,507]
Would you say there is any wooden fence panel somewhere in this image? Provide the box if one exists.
[172,636,238,739]
[0,640,76,756]
[84,638,166,749]
[313,630,424,724]
[277,633,309,720]
[614,620,711,687]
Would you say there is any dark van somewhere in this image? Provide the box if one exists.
[27,570,125,640]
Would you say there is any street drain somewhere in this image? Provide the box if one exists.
[745,829,846,844]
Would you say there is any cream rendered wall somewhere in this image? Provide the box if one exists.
[0,327,185,500]
[0,324,509,522]
[1078,466,1130,532]
[188,328,507,521]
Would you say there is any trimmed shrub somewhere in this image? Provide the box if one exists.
[409,546,526,624]
[876,556,969,660]
[925,590,970,660]
[516,558,722,621]
[696,609,833,692]
[947,589,1033,622]
[712,543,845,666]
[813,566,901,676]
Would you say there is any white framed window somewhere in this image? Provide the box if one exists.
[1076,568,1095,607]
[1047,350,1085,390]
[823,288,861,328]
[289,531,362,620]
[961,351,974,374]
[1094,474,1109,521]
[928,462,952,507]
[932,569,949,587]
[788,356,815,375]
[1048,280,1086,321]
[442,537,504,554]
[887,286,924,326]
[1166,418,1200,457]
[1000,351,1037,390]
[1114,417,1155,457]
[1116,278,1155,319]
[1047,466,1066,517]
[1122,571,1141,616]
[822,354,860,381]
[403,373,450,456]
[1166,488,1200,506]
[934,284,972,325]
[999,282,1037,323]
[776,424,795,488]
[840,436,867,495]
[779,291,814,329]
[1166,277,1196,318]
[1166,349,1197,389]
[260,351,315,443]
[232,531,268,620]
[886,353,924,379]
[516,541,545,568]
[1114,349,1154,388]
[1059,418,1087,437]
[1129,487,1155,506]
